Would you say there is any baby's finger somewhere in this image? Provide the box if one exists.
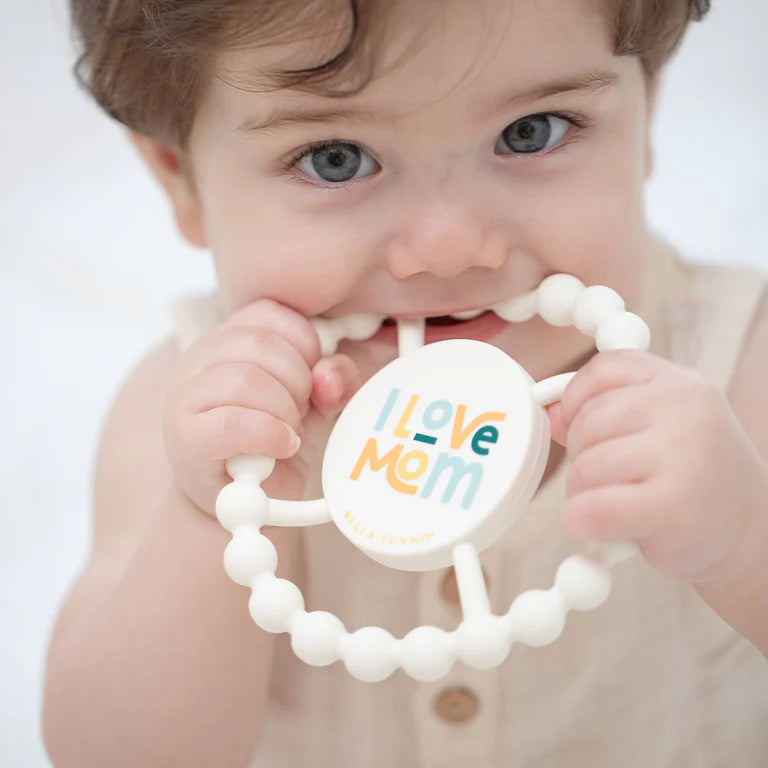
[566,386,653,459]
[219,299,321,367]
[560,350,658,429]
[310,354,362,415]
[183,362,303,434]
[189,405,301,461]
[546,402,568,446]
[184,326,313,410]
[566,434,654,498]
[561,483,653,541]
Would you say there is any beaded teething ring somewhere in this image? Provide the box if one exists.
[215,275,650,682]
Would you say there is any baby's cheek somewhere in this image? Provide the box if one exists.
[562,184,646,301]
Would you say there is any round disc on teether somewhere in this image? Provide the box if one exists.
[321,340,550,571]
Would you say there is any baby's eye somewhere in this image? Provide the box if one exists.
[294,141,378,183]
[495,114,571,155]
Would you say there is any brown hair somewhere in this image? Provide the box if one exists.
[69,0,711,149]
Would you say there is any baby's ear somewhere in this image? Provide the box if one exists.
[129,132,206,248]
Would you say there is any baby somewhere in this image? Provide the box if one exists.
[43,0,768,766]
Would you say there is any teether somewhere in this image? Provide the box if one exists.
[215,275,649,681]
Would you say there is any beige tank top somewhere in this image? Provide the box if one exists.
[172,236,768,768]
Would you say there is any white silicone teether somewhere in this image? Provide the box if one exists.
[215,275,647,681]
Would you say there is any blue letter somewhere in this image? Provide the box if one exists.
[374,388,400,431]
[421,454,483,509]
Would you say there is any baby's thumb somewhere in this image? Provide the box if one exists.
[546,401,569,447]
[310,354,362,415]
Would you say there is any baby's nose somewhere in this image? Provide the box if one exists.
[384,203,507,280]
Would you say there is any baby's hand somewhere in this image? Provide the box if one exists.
[547,350,767,582]
[163,299,361,515]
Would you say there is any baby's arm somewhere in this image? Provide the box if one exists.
[42,337,300,767]
[694,292,768,654]
[548,292,768,657]
[42,301,356,768]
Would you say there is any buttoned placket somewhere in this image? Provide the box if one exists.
[412,548,503,768]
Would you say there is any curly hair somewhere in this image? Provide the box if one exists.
[69,0,712,148]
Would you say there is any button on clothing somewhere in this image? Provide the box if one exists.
[170,235,768,767]
[433,687,480,723]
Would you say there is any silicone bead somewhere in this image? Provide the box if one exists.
[223,526,277,586]
[554,555,612,611]
[290,610,347,666]
[590,540,640,566]
[508,589,567,647]
[341,626,399,682]
[493,291,538,323]
[573,285,626,336]
[595,311,651,351]
[400,626,455,681]
[314,313,382,356]
[338,313,383,343]
[455,615,512,669]
[313,318,339,357]
[216,479,269,532]
[248,574,305,633]
[536,275,585,326]
[225,453,275,482]
[212,274,648,681]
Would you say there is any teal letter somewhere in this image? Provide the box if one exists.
[471,425,499,456]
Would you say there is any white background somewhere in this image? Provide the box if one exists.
[2,1,767,765]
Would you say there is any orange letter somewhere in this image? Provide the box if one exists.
[349,438,417,494]
[394,394,420,439]
[397,449,429,481]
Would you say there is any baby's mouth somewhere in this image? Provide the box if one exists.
[313,292,538,355]
[382,314,471,327]
[376,309,509,348]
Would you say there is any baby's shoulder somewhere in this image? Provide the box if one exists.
[91,335,179,556]
[49,337,180,645]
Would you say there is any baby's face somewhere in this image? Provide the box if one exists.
[184,0,654,380]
